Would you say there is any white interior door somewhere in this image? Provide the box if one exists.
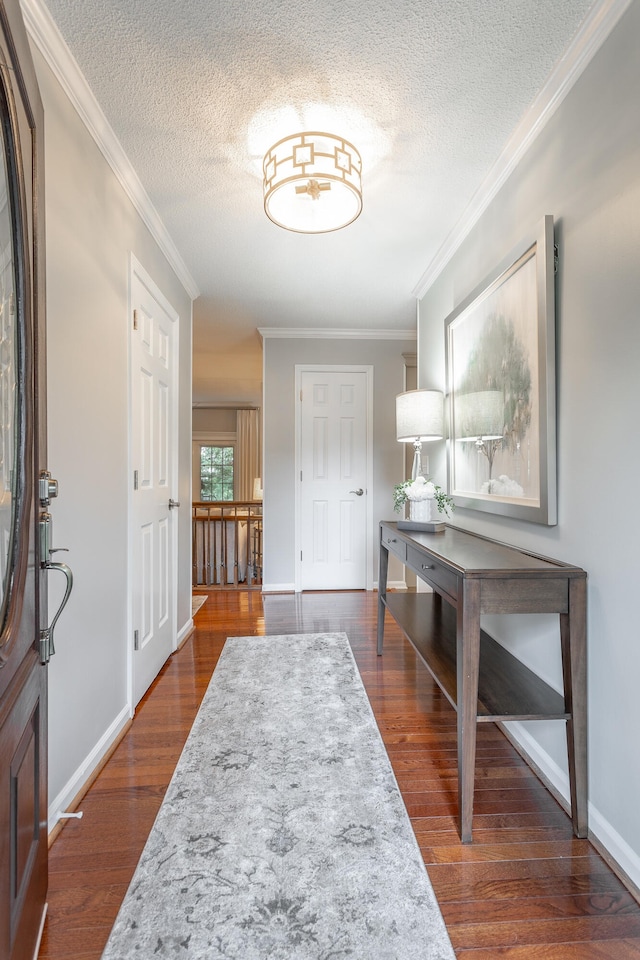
[297,367,371,590]
[131,261,178,706]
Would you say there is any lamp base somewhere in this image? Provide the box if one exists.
[409,498,438,523]
[411,442,422,480]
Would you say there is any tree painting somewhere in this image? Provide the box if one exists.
[447,220,555,520]
[449,247,540,499]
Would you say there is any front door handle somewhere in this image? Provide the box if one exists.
[39,509,74,663]
[40,562,73,664]
[169,499,181,509]
[349,488,364,496]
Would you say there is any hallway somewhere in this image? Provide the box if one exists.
[39,591,640,958]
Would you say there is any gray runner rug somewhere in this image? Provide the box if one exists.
[101,633,455,959]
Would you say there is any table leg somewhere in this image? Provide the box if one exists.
[377,544,389,656]
[560,576,588,838]
[457,579,481,843]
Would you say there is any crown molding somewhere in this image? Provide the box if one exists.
[258,327,416,341]
[412,0,634,300]
[21,0,200,301]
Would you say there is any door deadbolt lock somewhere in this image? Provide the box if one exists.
[39,470,59,507]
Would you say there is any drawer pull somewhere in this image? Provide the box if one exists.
[387,538,397,543]
[422,563,434,570]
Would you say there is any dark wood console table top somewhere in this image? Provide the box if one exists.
[377,521,587,843]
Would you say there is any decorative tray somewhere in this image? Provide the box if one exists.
[397,519,446,533]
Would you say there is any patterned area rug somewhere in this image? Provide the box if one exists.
[191,594,207,616]
[101,633,455,959]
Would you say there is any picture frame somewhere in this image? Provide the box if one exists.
[445,215,557,525]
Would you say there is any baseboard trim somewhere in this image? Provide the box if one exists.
[176,617,194,650]
[262,583,296,593]
[586,800,640,905]
[500,720,640,904]
[47,704,131,838]
[33,902,47,960]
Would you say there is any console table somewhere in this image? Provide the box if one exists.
[377,521,587,843]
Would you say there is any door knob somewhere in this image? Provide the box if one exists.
[349,488,364,496]
[168,499,181,509]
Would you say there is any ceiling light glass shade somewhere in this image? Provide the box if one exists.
[263,132,362,233]
[455,391,504,441]
[396,389,444,442]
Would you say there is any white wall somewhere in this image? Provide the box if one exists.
[192,408,238,433]
[417,1,640,887]
[34,49,194,825]
[262,335,415,591]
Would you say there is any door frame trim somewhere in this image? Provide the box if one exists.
[294,364,374,593]
[127,253,179,713]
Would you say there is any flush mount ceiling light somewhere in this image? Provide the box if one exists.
[263,131,362,233]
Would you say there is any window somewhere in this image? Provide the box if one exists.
[200,445,234,501]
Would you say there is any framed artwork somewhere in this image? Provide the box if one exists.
[445,215,557,525]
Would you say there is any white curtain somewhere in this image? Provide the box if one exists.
[236,408,261,500]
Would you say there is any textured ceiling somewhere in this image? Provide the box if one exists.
[40,0,597,404]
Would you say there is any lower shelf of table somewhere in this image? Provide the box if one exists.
[381,591,568,721]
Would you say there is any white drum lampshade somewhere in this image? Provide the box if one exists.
[396,389,444,479]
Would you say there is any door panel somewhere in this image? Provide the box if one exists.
[0,2,48,956]
[131,267,178,706]
[299,369,368,590]
[0,656,46,959]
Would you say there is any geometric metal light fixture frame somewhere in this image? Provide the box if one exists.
[263,131,362,233]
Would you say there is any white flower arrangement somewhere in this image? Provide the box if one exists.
[402,477,437,501]
[393,476,454,516]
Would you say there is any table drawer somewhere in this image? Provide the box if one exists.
[381,531,406,563]
[406,544,458,599]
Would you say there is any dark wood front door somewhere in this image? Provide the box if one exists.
[0,1,48,957]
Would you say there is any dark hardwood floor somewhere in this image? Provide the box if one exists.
[38,590,640,959]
